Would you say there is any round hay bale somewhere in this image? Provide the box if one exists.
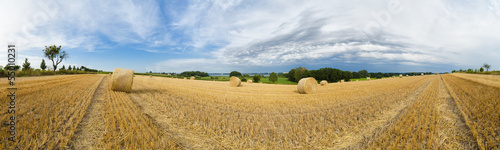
[184,77,187,79]
[190,76,195,80]
[406,74,408,77]
[247,80,252,83]
[399,74,403,78]
[340,79,344,83]
[435,72,439,75]
[367,77,370,81]
[297,77,318,94]
[320,80,328,86]
[229,76,241,87]
[110,68,134,93]
[421,73,424,76]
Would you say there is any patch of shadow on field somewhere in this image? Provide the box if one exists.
[340,76,434,149]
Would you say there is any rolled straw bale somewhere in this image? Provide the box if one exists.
[297,77,318,94]
[435,72,439,75]
[340,79,344,83]
[184,77,187,79]
[367,77,370,81]
[247,80,252,83]
[406,74,409,77]
[190,76,195,80]
[320,80,328,86]
[230,76,241,87]
[110,68,134,93]
[421,73,424,76]
[399,74,403,78]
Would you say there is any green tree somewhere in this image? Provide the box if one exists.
[22,58,31,71]
[73,66,76,70]
[68,65,72,71]
[269,72,278,83]
[358,70,368,78]
[4,65,21,71]
[43,45,69,72]
[229,71,242,77]
[40,59,47,70]
[61,65,66,70]
[480,67,484,72]
[253,74,261,83]
[288,69,296,82]
[483,63,491,71]
[293,67,307,82]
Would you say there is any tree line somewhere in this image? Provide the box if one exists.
[285,67,430,83]
[180,71,209,77]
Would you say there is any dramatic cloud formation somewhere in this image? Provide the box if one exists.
[1,0,499,73]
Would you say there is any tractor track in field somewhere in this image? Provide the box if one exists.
[436,75,478,149]
[70,75,108,149]
[340,76,435,149]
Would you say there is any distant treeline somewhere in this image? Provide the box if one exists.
[180,71,209,77]
[286,67,353,83]
[286,67,431,83]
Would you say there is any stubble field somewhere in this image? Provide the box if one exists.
[0,73,498,149]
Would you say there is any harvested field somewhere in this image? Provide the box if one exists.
[0,73,498,149]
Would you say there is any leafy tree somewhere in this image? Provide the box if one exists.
[269,72,278,83]
[253,74,261,83]
[358,70,368,78]
[293,67,307,82]
[61,65,66,70]
[483,63,491,71]
[229,71,242,77]
[22,58,31,71]
[180,71,209,77]
[68,65,72,71]
[480,67,484,72]
[73,66,76,70]
[4,65,20,71]
[43,45,68,72]
[40,59,47,70]
[287,69,296,82]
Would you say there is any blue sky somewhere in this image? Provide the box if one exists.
[1,0,500,73]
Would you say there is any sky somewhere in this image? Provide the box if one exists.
[1,0,499,73]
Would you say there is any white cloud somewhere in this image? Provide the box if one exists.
[159,0,500,72]
[0,0,166,52]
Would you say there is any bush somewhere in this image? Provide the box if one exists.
[241,78,247,82]
[230,71,242,77]
[253,75,261,83]
[215,76,219,79]
[269,72,278,83]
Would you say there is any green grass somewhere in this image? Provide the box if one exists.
[255,77,297,85]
